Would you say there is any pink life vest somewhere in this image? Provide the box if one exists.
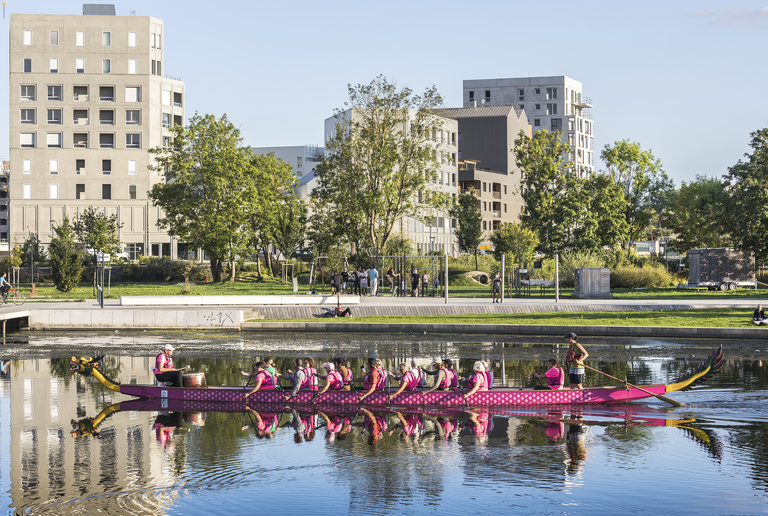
[301,367,319,391]
[402,371,418,391]
[445,368,459,390]
[340,366,353,387]
[256,370,276,390]
[468,372,488,391]
[326,370,343,390]
[484,370,494,390]
[437,369,451,389]
[153,352,172,375]
[364,367,387,390]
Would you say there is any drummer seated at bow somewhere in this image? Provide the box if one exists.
[358,358,387,403]
[316,362,344,395]
[388,363,419,400]
[244,362,278,398]
[153,344,183,387]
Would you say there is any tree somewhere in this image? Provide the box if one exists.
[270,196,307,265]
[490,222,538,267]
[449,190,483,269]
[73,206,121,264]
[311,75,447,252]
[20,234,48,266]
[663,175,729,253]
[49,216,84,292]
[601,140,672,254]
[723,129,768,260]
[514,129,574,256]
[576,173,629,250]
[149,114,269,282]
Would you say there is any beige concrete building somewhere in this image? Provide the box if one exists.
[9,5,185,258]
[1,161,9,254]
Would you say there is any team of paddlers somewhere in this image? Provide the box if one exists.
[242,356,499,400]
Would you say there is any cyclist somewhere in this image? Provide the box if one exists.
[0,272,10,302]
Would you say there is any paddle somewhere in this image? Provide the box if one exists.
[582,364,683,407]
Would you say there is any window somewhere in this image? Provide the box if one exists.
[126,110,141,125]
[534,119,540,127]
[534,88,541,95]
[76,31,84,46]
[99,109,114,125]
[21,85,35,100]
[73,85,88,101]
[20,133,35,148]
[47,109,62,124]
[23,30,32,45]
[546,103,557,115]
[102,31,111,46]
[128,59,137,74]
[102,184,112,199]
[76,58,84,73]
[76,159,85,175]
[128,32,137,47]
[535,103,541,110]
[76,184,85,199]
[468,90,474,102]
[162,90,171,106]
[163,136,172,149]
[23,58,32,73]
[21,109,35,124]
[50,30,59,46]
[129,184,137,199]
[47,133,62,148]
[73,109,88,125]
[99,86,114,101]
[162,113,171,128]
[173,92,182,107]
[155,60,161,76]
[23,160,32,174]
[102,59,111,74]
[519,104,524,110]
[49,58,58,73]
[485,90,491,103]
[518,88,524,101]
[483,221,487,231]
[546,87,557,100]
[126,133,141,149]
[49,184,59,199]
[125,86,140,102]
[47,85,62,101]
[73,133,88,148]
[23,184,32,199]
[100,134,114,149]
[128,160,137,175]
[504,185,507,195]
[102,159,111,174]
[297,156,303,168]
[551,118,562,131]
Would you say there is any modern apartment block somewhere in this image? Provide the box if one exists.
[9,5,185,258]
[323,110,459,255]
[0,162,9,254]
[463,76,594,177]
[249,145,324,199]
[434,106,529,240]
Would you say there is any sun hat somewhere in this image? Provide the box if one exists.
[163,344,175,351]
[564,332,578,340]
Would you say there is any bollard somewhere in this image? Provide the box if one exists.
[31,283,37,297]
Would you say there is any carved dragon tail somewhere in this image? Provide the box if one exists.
[665,345,724,393]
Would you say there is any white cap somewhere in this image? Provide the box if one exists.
[163,344,175,352]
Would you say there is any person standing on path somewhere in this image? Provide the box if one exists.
[411,269,420,297]
[564,332,589,390]
[491,272,502,303]
[369,266,379,296]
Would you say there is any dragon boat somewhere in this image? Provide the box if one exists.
[69,345,723,407]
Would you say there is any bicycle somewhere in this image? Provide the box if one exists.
[2,286,25,306]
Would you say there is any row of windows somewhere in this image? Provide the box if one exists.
[468,87,560,103]
[19,132,143,149]
[21,158,143,175]
[20,84,142,102]
[21,183,139,200]
[21,57,158,75]
[22,29,159,49]
[20,108,144,126]
[532,118,563,131]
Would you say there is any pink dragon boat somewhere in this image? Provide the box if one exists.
[69,345,722,407]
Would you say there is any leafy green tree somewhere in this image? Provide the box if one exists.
[149,114,267,282]
[311,75,447,251]
[20,234,47,266]
[663,175,729,253]
[270,196,307,264]
[490,222,539,267]
[383,234,413,256]
[49,216,84,292]
[723,128,768,260]
[449,191,483,269]
[514,129,574,255]
[73,206,121,264]
[600,140,672,254]
[577,173,629,250]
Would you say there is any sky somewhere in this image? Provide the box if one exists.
[1,0,767,186]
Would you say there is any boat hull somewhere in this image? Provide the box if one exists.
[119,384,671,407]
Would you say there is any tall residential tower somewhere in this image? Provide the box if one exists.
[9,4,185,257]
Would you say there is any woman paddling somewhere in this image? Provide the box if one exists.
[534,359,565,390]
[564,332,589,390]
[388,363,419,400]
[315,362,344,396]
[244,362,277,398]
[463,361,489,400]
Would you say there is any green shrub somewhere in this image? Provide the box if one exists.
[611,266,676,288]
[120,258,210,283]
[557,250,607,287]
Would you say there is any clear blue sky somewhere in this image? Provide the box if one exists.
[2,0,767,186]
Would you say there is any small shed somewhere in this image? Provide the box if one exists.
[573,268,612,299]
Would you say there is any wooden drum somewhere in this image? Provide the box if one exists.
[182,372,207,388]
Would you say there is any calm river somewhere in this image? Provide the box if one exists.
[0,332,766,515]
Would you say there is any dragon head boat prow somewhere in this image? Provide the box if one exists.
[665,344,724,394]
[69,355,121,392]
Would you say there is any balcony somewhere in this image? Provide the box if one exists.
[73,94,88,102]
[492,191,501,199]
[73,118,88,125]
[492,211,501,218]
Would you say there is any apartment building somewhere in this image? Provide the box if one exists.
[9,5,185,258]
[463,76,594,177]
[249,144,324,199]
[433,106,529,240]
[0,162,9,254]
[323,110,459,255]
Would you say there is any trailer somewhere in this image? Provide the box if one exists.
[686,248,756,291]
